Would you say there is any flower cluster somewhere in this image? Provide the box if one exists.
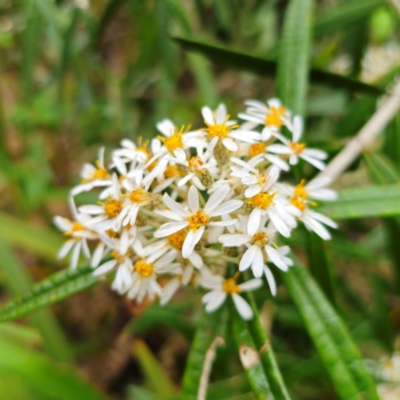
[54,98,337,320]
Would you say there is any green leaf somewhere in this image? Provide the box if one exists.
[277,0,314,115]
[231,313,273,399]
[181,305,228,399]
[306,232,336,307]
[319,184,400,219]
[282,263,379,399]
[364,152,400,184]
[0,263,99,323]
[0,212,63,260]
[173,37,382,96]
[314,0,383,37]
[0,336,109,400]
[244,292,292,400]
[131,339,177,399]
[0,239,73,362]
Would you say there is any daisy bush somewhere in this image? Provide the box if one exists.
[54,99,337,320]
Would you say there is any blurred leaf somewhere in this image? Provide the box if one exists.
[244,292,291,400]
[181,305,228,399]
[231,313,272,398]
[0,239,73,362]
[282,263,380,399]
[0,322,42,347]
[370,5,397,43]
[127,386,159,400]
[314,0,383,37]
[0,212,63,260]
[174,38,382,96]
[306,232,336,308]
[0,263,99,323]
[0,336,109,400]
[277,0,314,115]
[319,184,400,219]
[207,374,251,400]
[131,339,177,399]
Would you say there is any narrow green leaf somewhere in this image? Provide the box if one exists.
[231,313,273,399]
[277,0,314,115]
[132,339,177,398]
[173,38,382,96]
[319,184,400,219]
[244,293,291,400]
[306,232,336,307]
[181,305,228,399]
[0,239,73,362]
[282,263,379,399]
[0,264,99,323]
[314,0,383,37]
[0,212,63,260]
[0,338,109,400]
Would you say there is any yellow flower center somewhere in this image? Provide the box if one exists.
[106,229,120,239]
[164,165,180,178]
[291,197,306,212]
[223,278,242,294]
[293,180,307,200]
[111,250,126,263]
[65,222,85,236]
[134,259,154,278]
[102,199,123,218]
[253,232,268,247]
[159,131,183,152]
[188,211,209,231]
[247,192,276,210]
[189,155,204,170]
[258,174,267,187]
[207,123,229,138]
[130,188,151,204]
[265,106,285,127]
[168,229,187,250]
[290,142,306,155]
[249,142,266,158]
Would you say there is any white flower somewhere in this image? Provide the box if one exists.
[268,116,328,170]
[219,219,293,282]
[154,185,242,258]
[200,273,263,320]
[71,147,112,196]
[300,209,338,240]
[202,104,261,152]
[53,214,97,269]
[160,264,195,305]
[238,98,291,141]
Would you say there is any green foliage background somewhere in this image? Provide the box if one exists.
[0,0,400,399]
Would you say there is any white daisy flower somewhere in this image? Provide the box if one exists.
[71,147,112,196]
[160,263,195,305]
[268,116,328,170]
[202,104,261,152]
[154,185,242,258]
[219,219,293,280]
[238,98,291,141]
[112,137,151,166]
[53,214,97,269]
[200,273,263,320]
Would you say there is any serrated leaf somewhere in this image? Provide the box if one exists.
[173,38,382,96]
[277,0,314,115]
[319,184,400,219]
[0,264,99,323]
[181,305,228,399]
[282,263,379,400]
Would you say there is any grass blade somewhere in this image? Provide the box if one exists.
[0,263,99,323]
[282,263,380,399]
[173,38,382,96]
[0,239,73,362]
[277,0,314,115]
[319,184,400,219]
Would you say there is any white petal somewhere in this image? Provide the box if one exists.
[189,251,203,269]
[219,234,250,247]
[154,221,189,238]
[204,291,227,313]
[57,240,75,259]
[300,154,326,171]
[266,245,289,271]
[247,208,261,236]
[188,185,200,213]
[163,193,189,217]
[182,225,205,258]
[91,243,106,268]
[202,106,214,125]
[292,116,303,142]
[251,247,264,278]
[239,278,263,292]
[216,103,227,124]
[245,185,261,198]
[79,205,104,215]
[308,211,338,228]
[93,260,117,276]
[70,241,81,269]
[232,294,253,320]
[208,219,238,227]
[160,279,180,305]
[264,267,277,296]
[204,184,229,215]
[210,200,243,217]
[222,138,238,151]
[239,245,258,272]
